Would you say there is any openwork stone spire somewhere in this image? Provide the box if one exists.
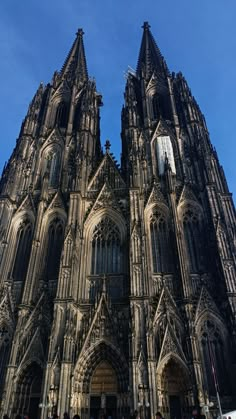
[60,28,88,83]
[136,21,167,79]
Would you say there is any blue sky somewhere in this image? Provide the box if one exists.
[0,0,236,199]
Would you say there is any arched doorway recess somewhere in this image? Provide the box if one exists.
[90,361,118,419]
[157,357,193,419]
[12,362,43,419]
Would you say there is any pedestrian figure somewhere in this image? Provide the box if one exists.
[192,407,206,419]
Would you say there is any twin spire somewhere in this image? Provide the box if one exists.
[136,22,167,80]
[59,22,166,84]
[60,28,88,83]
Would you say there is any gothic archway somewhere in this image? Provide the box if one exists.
[157,357,193,419]
[72,342,129,419]
[12,362,43,419]
[90,361,118,419]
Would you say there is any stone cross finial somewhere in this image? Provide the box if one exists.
[105,139,111,152]
[77,28,84,38]
[142,22,151,30]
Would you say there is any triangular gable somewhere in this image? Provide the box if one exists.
[178,184,199,206]
[194,286,220,323]
[146,72,158,91]
[64,225,75,243]
[81,291,118,353]
[88,153,126,192]
[17,328,45,371]
[158,323,187,365]
[153,286,182,327]
[41,128,64,151]
[17,194,35,215]
[22,291,51,338]
[138,346,147,367]
[145,182,168,208]
[151,118,173,143]
[51,79,71,101]
[47,190,66,213]
[87,181,123,219]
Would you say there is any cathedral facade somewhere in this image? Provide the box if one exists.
[0,23,236,419]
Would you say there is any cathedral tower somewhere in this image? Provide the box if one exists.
[0,23,236,419]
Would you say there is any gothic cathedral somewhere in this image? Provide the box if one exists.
[0,23,236,419]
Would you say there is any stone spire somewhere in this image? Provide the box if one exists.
[136,22,167,80]
[60,28,88,84]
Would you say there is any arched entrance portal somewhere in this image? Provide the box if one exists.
[12,362,43,419]
[157,358,193,419]
[90,361,118,419]
[73,342,129,419]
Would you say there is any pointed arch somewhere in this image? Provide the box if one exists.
[74,341,128,393]
[182,208,203,272]
[91,217,123,275]
[43,149,61,188]
[195,312,231,397]
[178,202,205,273]
[152,92,159,120]
[156,355,193,415]
[12,219,33,282]
[73,97,82,131]
[12,361,43,418]
[44,217,64,281]
[148,207,173,273]
[55,101,69,128]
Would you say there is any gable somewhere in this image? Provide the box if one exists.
[88,154,126,192]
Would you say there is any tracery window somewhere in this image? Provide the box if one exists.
[44,218,64,280]
[200,320,228,396]
[183,209,203,273]
[48,152,60,188]
[55,101,69,128]
[152,93,159,120]
[150,212,172,273]
[12,220,33,281]
[73,99,82,131]
[91,217,122,275]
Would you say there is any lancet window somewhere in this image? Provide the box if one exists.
[44,218,64,280]
[73,99,82,131]
[150,211,172,273]
[200,320,228,396]
[12,220,33,281]
[183,209,203,272]
[152,93,159,120]
[55,101,69,128]
[91,217,122,275]
[48,152,60,188]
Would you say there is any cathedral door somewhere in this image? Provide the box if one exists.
[158,358,191,419]
[12,363,43,419]
[90,361,118,419]
[169,395,181,419]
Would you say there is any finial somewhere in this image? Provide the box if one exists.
[102,274,107,295]
[76,28,84,38]
[105,139,111,152]
[142,21,151,30]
